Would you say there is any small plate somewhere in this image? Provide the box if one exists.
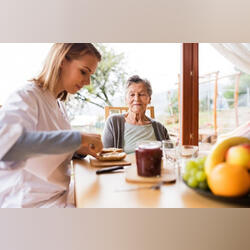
[183,181,250,206]
[126,166,176,184]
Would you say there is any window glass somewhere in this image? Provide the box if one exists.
[199,43,250,143]
[69,43,181,136]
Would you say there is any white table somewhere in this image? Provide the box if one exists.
[74,154,244,208]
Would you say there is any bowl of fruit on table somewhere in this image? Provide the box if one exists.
[182,136,250,205]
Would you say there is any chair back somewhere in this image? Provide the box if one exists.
[104,106,155,120]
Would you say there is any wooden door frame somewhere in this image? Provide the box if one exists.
[180,43,199,146]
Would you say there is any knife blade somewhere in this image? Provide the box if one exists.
[115,181,165,192]
[96,166,128,175]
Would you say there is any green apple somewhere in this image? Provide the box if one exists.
[226,143,250,170]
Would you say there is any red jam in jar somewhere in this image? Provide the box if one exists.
[135,142,162,177]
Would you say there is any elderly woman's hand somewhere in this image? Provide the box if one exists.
[77,133,103,157]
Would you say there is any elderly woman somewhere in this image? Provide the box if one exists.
[103,75,169,153]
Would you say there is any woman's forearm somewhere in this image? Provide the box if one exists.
[2,130,82,162]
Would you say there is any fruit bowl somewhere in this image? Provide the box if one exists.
[183,180,250,206]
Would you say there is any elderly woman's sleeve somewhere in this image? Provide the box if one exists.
[155,121,170,140]
[102,117,115,148]
[162,124,170,140]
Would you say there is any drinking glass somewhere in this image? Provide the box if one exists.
[177,145,199,180]
[162,140,177,175]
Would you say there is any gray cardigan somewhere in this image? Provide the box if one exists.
[102,114,169,148]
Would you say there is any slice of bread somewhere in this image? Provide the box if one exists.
[100,148,123,154]
[97,148,126,161]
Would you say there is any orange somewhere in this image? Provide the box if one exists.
[208,162,249,197]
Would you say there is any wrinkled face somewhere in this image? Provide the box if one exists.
[60,54,99,94]
[126,82,151,114]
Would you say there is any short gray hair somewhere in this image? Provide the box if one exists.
[126,75,152,97]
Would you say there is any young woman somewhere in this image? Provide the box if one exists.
[0,43,103,207]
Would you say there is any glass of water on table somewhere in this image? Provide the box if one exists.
[177,145,199,182]
[162,140,177,177]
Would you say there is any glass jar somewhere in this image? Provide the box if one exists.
[135,141,162,177]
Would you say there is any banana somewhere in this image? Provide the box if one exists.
[205,136,250,176]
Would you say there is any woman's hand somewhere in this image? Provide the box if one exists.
[77,133,103,157]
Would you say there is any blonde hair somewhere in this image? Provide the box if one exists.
[32,43,101,101]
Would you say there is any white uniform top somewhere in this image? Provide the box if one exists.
[0,83,74,208]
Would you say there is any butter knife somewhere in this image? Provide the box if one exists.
[96,166,127,175]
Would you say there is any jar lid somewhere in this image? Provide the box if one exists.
[137,141,161,149]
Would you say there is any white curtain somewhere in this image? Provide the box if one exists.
[211,43,250,74]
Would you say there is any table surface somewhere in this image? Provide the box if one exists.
[73,154,246,208]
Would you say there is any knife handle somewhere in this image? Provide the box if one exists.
[96,166,124,175]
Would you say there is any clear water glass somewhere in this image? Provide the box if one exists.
[177,145,199,180]
[162,140,177,176]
